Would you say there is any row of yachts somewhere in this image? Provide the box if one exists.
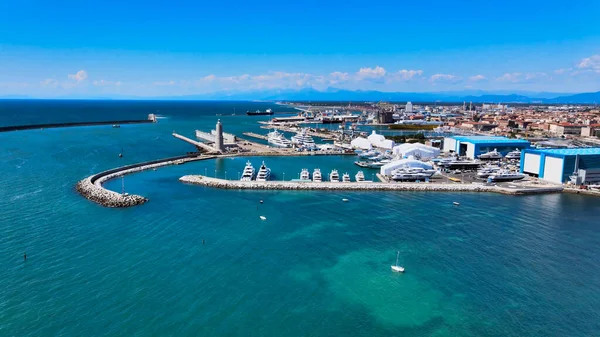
[479,148,522,160]
[240,161,368,182]
[267,128,318,150]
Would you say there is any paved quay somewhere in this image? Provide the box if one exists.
[180,175,564,195]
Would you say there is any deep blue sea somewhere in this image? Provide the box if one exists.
[1,100,600,337]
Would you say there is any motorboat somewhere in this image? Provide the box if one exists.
[355,171,365,182]
[300,168,310,181]
[329,170,340,182]
[505,149,522,160]
[358,149,379,159]
[391,251,405,273]
[240,160,255,181]
[488,170,525,182]
[256,161,271,181]
[438,159,482,170]
[478,149,503,160]
[313,168,322,182]
[267,129,292,147]
[291,128,317,149]
[342,172,351,182]
[477,166,501,179]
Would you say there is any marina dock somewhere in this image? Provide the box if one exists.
[180,175,564,195]
[172,132,220,153]
[242,132,268,141]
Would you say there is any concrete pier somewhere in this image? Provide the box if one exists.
[0,115,156,133]
[179,175,564,195]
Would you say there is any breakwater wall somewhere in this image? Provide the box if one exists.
[77,154,214,207]
[0,119,154,133]
[179,175,562,195]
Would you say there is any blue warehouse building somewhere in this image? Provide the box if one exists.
[443,136,531,159]
[521,148,600,184]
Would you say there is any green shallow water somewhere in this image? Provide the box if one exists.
[1,100,600,336]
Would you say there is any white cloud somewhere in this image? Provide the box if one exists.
[524,72,547,80]
[577,54,600,73]
[41,78,59,87]
[430,74,460,82]
[468,75,486,81]
[389,69,423,81]
[93,80,121,86]
[152,80,176,86]
[496,72,548,83]
[356,66,386,79]
[553,68,571,75]
[67,70,88,82]
[496,72,522,82]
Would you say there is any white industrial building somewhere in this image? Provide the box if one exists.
[350,137,372,150]
[392,143,440,160]
[521,148,600,184]
[367,131,394,149]
[443,136,530,159]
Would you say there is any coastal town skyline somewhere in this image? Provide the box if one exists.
[1,0,600,97]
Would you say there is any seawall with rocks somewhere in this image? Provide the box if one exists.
[179,175,563,195]
[77,154,214,207]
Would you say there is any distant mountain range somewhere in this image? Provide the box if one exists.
[2,89,600,104]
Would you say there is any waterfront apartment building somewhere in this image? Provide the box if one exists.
[548,123,584,136]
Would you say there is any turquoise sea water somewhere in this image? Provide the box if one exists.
[1,100,600,336]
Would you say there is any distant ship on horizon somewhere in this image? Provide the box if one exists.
[246,108,274,116]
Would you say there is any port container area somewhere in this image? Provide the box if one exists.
[520,147,600,185]
[443,136,531,159]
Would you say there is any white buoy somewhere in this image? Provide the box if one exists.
[342,198,349,202]
[260,216,266,220]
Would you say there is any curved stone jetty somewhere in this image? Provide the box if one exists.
[180,175,563,195]
[77,154,214,207]
[76,177,147,207]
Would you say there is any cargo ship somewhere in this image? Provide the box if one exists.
[246,109,274,116]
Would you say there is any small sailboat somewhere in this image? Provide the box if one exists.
[260,216,266,220]
[391,251,405,273]
[453,202,460,206]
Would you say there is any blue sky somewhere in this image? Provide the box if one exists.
[1,0,599,97]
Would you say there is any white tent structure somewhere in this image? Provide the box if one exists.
[350,137,372,150]
[392,143,440,160]
[367,131,395,149]
[380,158,433,176]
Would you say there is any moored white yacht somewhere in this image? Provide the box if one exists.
[240,161,255,181]
[478,149,503,160]
[477,166,501,179]
[342,172,351,182]
[504,149,522,160]
[355,171,365,182]
[312,169,322,182]
[300,168,310,181]
[329,169,340,182]
[267,129,291,148]
[488,170,525,182]
[291,128,317,149]
[256,161,271,181]
[391,167,435,181]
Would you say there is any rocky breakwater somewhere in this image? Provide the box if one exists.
[76,176,147,207]
[179,175,501,193]
[77,155,214,207]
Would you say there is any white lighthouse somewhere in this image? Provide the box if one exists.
[215,119,224,153]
